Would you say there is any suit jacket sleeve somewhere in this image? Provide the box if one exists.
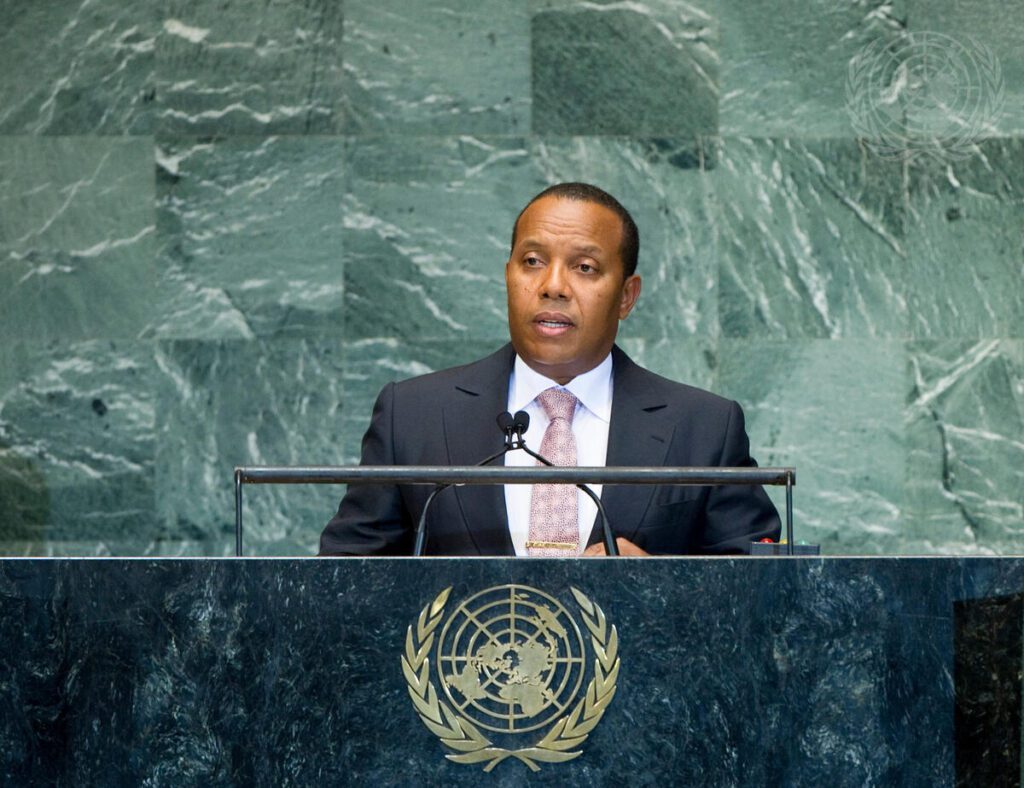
[319,382,414,556]
[698,400,780,553]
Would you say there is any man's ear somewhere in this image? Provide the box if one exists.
[619,275,641,319]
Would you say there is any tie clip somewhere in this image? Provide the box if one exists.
[526,540,579,550]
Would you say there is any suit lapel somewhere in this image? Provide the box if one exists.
[441,345,516,555]
[596,346,675,545]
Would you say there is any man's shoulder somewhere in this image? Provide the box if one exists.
[612,346,737,415]
[390,344,514,395]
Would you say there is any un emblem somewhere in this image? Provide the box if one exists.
[402,584,620,772]
[846,32,1005,161]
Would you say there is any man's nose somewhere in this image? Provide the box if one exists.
[539,261,570,299]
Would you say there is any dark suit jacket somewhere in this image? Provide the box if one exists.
[319,344,780,556]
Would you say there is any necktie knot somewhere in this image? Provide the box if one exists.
[537,387,577,424]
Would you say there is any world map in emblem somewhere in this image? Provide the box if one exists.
[436,584,586,733]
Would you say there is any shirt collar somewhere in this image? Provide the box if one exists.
[509,353,614,423]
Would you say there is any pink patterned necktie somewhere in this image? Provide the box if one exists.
[527,387,579,557]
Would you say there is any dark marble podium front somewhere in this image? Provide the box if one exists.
[1,557,1022,786]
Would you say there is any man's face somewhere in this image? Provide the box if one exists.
[505,196,641,384]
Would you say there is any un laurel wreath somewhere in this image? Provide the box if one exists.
[402,584,621,772]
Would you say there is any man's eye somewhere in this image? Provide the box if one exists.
[578,263,594,273]
[525,256,542,266]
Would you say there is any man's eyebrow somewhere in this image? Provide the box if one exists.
[517,238,606,257]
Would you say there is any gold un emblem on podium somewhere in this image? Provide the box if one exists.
[402,584,620,772]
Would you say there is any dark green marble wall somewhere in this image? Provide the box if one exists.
[0,1,1020,556]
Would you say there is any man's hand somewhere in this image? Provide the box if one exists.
[582,537,650,557]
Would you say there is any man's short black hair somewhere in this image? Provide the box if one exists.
[509,182,640,278]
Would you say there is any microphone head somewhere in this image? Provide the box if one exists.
[512,410,530,433]
[496,411,515,432]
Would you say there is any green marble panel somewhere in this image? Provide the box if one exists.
[715,138,907,339]
[342,0,530,134]
[0,341,155,554]
[531,0,718,135]
[340,338,502,466]
[0,536,122,556]
[905,341,1024,554]
[719,0,906,136]
[0,540,201,557]
[150,137,345,340]
[911,0,1024,135]
[529,137,718,342]
[343,136,541,342]
[0,137,155,341]
[0,1,156,134]
[156,0,344,134]
[720,340,906,554]
[904,139,1024,339]
[154,339,347,557]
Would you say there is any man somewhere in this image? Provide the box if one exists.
[320,182,780,556]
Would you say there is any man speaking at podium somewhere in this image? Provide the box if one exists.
[320,183,780,556]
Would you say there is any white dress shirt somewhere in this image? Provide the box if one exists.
[504,353,613,556]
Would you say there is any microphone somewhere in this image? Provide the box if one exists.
[497,411,516,448]
[498,411,530,450]
[512,411,530,445]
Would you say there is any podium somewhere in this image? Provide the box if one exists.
[1,557,1022,784]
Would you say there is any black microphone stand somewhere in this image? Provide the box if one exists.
[413,411,619,557]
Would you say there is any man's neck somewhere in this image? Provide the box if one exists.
[509,353,614,422]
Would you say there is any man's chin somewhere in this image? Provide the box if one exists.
[518,354,583,384]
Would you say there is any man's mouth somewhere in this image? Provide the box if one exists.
[533,313,575,336]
